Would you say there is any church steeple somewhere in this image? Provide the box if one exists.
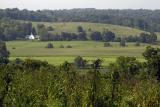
[31,32,33,36]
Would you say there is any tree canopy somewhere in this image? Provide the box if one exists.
[0,41,9,64]
[1,8,160,32]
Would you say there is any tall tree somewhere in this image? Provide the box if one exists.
[120,37,126,47]
[0,41,9,64]
[32,27,37,35]
[103,31,115,42]
[77,26,84,33]
[90,31,102,41]
[143,46,160,80]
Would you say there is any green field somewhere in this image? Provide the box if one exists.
[7,41,156,57]
[31,22,146,37]
[7,41,154,65]
[8,22,160,66]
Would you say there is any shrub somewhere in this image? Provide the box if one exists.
[77,26,84,32]
[74,56,87,68]
[47,26,54,31]
[135,41,140,46]
[59,44,64,48]
[88,28,92,32]
[120,38,126,47]
[46,43,54,48]
[90,31,102,41]
[103,31,115,42]
[12,58,23,64]
[66,45,72,48]
[104,42,111,47]
[12,47,16,49]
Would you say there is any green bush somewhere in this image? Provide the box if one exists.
[59,44,64,48]
[104,42,111,47]
[135,41,140,46]
[66,45,72,48]
[120,38,126,47]
[46,43,54,48]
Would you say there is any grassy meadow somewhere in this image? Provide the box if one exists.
[31,22,146,37]
[7,41,153,66]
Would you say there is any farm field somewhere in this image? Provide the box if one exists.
[7,41,154,65]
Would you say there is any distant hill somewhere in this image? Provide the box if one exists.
[1,8,160,32]
[32,22,146,37]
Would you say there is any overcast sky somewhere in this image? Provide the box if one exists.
[0,0,159,10]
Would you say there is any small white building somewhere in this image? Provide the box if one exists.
[26,33,35,40]
[26,33,40,40]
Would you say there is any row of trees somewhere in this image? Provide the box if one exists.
[125,32,157,43]
[40,31,115,42]
[38,25,157,44]
[0,18,157,43]
[0,41,160,106]
[1,8,160,32]
[0,18,34,40]
[30,24,159,43]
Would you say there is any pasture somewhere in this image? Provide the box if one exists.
[7,41,153,66]
[32,22,146,37]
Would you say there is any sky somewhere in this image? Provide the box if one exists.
[0,0,160,10]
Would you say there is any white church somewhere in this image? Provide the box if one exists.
[26,33,40,40]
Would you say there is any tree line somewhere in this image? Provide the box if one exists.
[34,24,158,43]
[40,28,157,44]
[1,8,160,32]
[0,18,33,40]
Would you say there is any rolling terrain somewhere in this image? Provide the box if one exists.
[7,22,160,65]
[32,22,146,37]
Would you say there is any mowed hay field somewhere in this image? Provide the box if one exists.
[7,41,156,66]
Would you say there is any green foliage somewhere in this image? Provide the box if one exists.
[47,26,54,31]
[1,18,153,41]
[66,45,72,48]
[37,25,49,41]
[143,46,160,80]
[46,43,54,49]
[134,41,140,46]
[103,31,115,42]
[77,26,84,32]
[0,18,32,40]
[77,32,87,40]
[0,46,160,107]
[74,56,87,68]
[0,41,9,64]
[113,56,142,78]
[90,31,102,41]
[139,33,157,44]
[32,27,37,35]
[104,42,111,47]
[59,44,64,48]
[2,8,160,32]
[120,38,126,47]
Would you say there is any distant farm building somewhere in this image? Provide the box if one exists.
[26,33,40,40]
